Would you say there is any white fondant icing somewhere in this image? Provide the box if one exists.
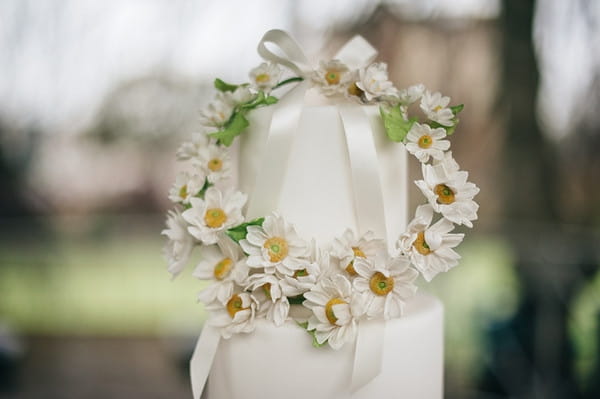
[239,95,407,247]
[205,294,443,399]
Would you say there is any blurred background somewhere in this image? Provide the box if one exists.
[1,0,599,398]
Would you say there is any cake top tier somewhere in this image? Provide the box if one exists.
[162,29,479,345]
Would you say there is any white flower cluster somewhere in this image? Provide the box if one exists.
[311,60,398,103]
[162,58,479,349]
[394,89,480,282]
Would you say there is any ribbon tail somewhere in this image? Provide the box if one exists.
[190,325,221,399]
[351,320,385,393]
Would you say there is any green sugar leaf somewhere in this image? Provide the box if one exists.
[195,179,213,199]
[450,104,464,115]
[214,78,238,92]
[429,118,459,136]
[226,217,265,243]
[209,112,249,146]
[240,92,279,111]
[264,95,278,105]
[296,321,327,348]
[380,105,416,143]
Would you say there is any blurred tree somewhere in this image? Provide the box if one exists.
[479,0,598,398]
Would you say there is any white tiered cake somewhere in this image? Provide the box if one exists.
[162,29,478,399]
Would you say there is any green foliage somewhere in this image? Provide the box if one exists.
[272,76,304,90]
[379,105,416,143]
[196,179,213,199]
[239,92,278,111]
[428,103,464,136]
[214,78,238,92]
[226,217,265,243]
[287,295,305,305]
[208,89,279,147]
[209,112,250,146]
[297,321,328,348]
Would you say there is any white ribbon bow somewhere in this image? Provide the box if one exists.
[191,30,387,399]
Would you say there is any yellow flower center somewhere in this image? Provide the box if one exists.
[433,105,443,112]
[204,208,227,228]
[262,283,272,300]
[179,184,188,199]
[325,297,347,325]
[369,272,394,296]
[208,158,223,172]
[345,246,366,276]
[263,237,289,263]
[413,231,431,255]
[293,269,308,278]
[325,70,341,85]
[418,135,433,149]
[434,184,455,204]
[213,258,233,280]
[255,73,270,83]
[226,294,246,318]
[347,82,364,97]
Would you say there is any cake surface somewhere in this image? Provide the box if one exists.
[206,294,443,399]
[239,96,408,247]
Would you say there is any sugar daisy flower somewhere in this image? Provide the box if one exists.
[194,237,248,306]
[397,204,464,282]
[420,91,454,127]
[247,272,290,327]
[405,123,450,163]
[206,292,259,339]
[280,244,324,297]
[199,92,235,128]
[162,209,196,277]
[352,255,418,320]
[176,131,210,161]
[356,63,397,102]
[249,62,281,92]
[194,142,232,184]
[415,158,479,227]
[239,214,310,275]
[311,60,352,97]
[167,171,206,205]
[303,274,365,350]
[397,83,425,105]
[330,229,386,277]
[182,187,247,245]
[226,86,255,105]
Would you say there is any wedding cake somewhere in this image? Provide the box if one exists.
[162,30,479,399]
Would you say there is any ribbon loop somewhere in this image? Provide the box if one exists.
[257,29,312,77]
[334,35,378,70]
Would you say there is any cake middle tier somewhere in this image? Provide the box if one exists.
[238,102,408,248]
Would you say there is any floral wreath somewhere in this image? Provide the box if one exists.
[163,57,479,350]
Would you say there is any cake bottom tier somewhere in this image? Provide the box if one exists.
[204,293,443,399]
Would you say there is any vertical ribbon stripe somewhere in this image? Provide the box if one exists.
[351,320,385,394]
[337,104,387,237]
[245,80,310,219]
[190,326,221,399]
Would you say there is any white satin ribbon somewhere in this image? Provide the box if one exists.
[190,325,220,399]
[257,29,313,76]
[337,104,387,237]
[246,80,310,219]
[351,320,385,393]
